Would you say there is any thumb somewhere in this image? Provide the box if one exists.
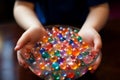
[14,32,30,51]
[93,35,102,52]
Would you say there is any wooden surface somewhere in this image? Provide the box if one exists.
[0,21,120,80]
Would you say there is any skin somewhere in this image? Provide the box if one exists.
[13,1,109,72]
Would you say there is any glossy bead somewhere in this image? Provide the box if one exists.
[72,48,80,56]
[39,48,45,54]
[67,72,75,78]
[50,56,58,62]
[42,36,48,43]
[42,51,50,58]
[60,62,67,70]
[52,62,60,70]
[77,36,82,42]
[39,62,45,70]
[54,50,61,57]
[88,66,93,70]
[70,63,78,70]
[53,74,60,80]
[81,42,89,49]
[74,29,79,33]
[28,56,35,64]
[45,43,53,51]
[48,37,53,43]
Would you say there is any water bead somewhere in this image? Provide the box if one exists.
[45,43,53,51]
[42,36,48,43]
[53,74,60,80]
[27,56,35,64]
[39,62,45,70]
[74,29,79,33]
[54,50,61,57]
[42,51,50,59]
[70,62,78,70]
[88,66,93,71]
[67,72,75,78]
[39,48,46,54]
[50,56,58,62]
[60,62,67,70]
[72,48,80,57]
[52,62,60,70]
[81,42,89,49]
[77,36,82,42]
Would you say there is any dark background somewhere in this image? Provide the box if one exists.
[0,0,120,80]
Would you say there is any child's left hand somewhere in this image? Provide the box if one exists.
[78,27,102,73]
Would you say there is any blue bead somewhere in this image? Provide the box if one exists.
[39,48,45,54]
[28,57,35,64]
[69,39,74,45]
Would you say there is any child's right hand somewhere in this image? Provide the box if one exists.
[15,26,47,68]
[15,26,47,51]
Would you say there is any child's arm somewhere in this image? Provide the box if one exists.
[78,3,109,72]
[79,3,109,51]
[14,1,47,50]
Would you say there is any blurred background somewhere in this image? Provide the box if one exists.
[0,0,120,80]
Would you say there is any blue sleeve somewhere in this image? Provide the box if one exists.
[87,0,108,7]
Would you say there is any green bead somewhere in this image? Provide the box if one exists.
[76,71,80,76]
[74,29,79,33]
[54,50,61,57]
[71,34,76,38]
[82,52,89,56]
[42,51,50,58]
[48,37,53,42]
[52,62,60,70]
[77,36,82,42]
[53,74,60,80]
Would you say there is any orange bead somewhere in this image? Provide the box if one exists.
[42,36,48,43]
[88,66,93,70]
[60,62,67,70]
[50,56,58,62]
[72,48,80,56]
[70,63,78,70]
[39,62,45,70]
[81,42,89,49]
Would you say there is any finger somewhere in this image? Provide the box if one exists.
[17,50,28,68]
[90,53,102,73]
[14,32,30,51]
[94,35,102,52]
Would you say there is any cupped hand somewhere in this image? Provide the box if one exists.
[15,26,47,51]
[15,26,47,68]
[78,27,102,73]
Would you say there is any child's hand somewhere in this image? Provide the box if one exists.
[15,26,47,68]
[15,26,47,51]
[78,27,102,73]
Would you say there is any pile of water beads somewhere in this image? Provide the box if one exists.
[18,25,100,80]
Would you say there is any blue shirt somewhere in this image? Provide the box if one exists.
[18,0,107,26]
